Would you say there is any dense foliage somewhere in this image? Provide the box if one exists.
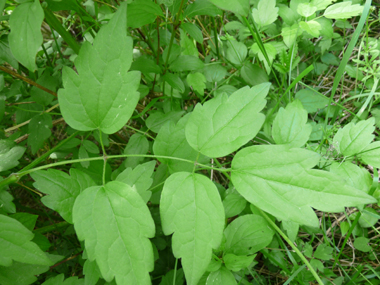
[0,0,379,284]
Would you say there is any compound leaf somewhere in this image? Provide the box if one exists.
[333,118,375,157]
[9,0,43,71]
[185,83,269,158]
[160,172,224,285]
[272,100,312,148]
[31,168,96,224]
[224,214,274,256]
[73,181,155,284]
[231,145,377,227]
[58,3,140,134]
[0,214,52,267]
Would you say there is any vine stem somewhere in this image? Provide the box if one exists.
[257,208,324,285]
[98,130,107,186]
[0,154,232,188]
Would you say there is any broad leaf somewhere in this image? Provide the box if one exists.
[241,63,268,86]
[272,100,312,148]
[58,3,140,134]
[0,140,26,172]
[330,162,372,193]
[83,259,101,285]
[223,189,247,218]
[162,73,185,93]
[9,0,43,71]
[185,83,269,158]
[297,3,317,17]
[205,266,236,285]
[28,114,53,155]
[0,215,52,267]
[224,214,274,255]
[187,72,206,96]
[295,89,329,113]
[310,0,333,11]
[181,23,203,44]
[73,181,155,284]
[123,133,149,169]
[0,183,15,214]
[224,254,255,272]
[281,24,300,48]
[333,118,375,157]
[324,1,363,19]
[231,145,377,227]
[154,115,208,173]
[252,0,279,27]
[127,0,163,28]
[359,141,380,168]
[30,71,58,106]
[42,274,84,285]
[116,160,156,203]
[208,0,249,16]
[31,168,95,224]
[146,110,185,133]
[226,40,247,66]
[184,0,222,18]
[160,172,224,285]
[169,55,204,72]
[300,20,321,37]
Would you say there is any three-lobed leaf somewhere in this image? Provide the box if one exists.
[185,83,269,158]
[73,181,155,284]
[31,168,96,224]
[58,3,140,134]
[160,172,224,285]
[231,145,377,227]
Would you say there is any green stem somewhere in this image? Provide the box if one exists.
[211,17,220,59]
[43,8,81,54]
[34,221,69,234]
[257,208,324,285]
[98,130,107,186]
[22,131,80,172]
[163,0,186,72]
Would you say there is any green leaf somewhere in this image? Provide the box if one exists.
[83,259,101,285]
[181,23,203,44]
[359,141,380,168]
[300,20,321,37]
[226,40,247,66]
[330,162,372,194]
[314,244,333,260]
[310,0,333,11]
[131,56,162,74]
[10,213,38,232]
[252,0,279,27]
[28,114,53,155]
[123,133,149,169]
[187,72,206,96]
[78,145,89,168]
[359,207,379,228]
[354,237,371,252]
[185,83,269,158]
[73,181,155,284]
[83,140,99,154]
[231,145,377,227]
[147,110,185,133]
[9,0,43,71]
[116,161,156,203]
[282,220,299,243]
[184,0,221,18]
[159,269,185,285]
[223,189,247,218]
[0,260,52,285]
[160,172,224,285]
[42,274,84,285]
[58,3,141,134]
[0,140,26,172]
[169,55,204,72]
[208,0,249,16]
[31,168,96,224]
[0,185,15,214]
[224,254,255,272]
[250,43,277,74]
[297,3,317,17]
[295,89,329,113]
[281,24,300,48]
[224,214,274,255]
[127,0,163,28]
[272,100,312,148]
[241,63,269,86]
[153,115,208,173]
[30,71,58,106]
[333,118,375,157]
[205,266,236,285]
[0,35,19,69]
[324,1,363,19]
[0,214,52,267]
[180,30,198,57]
[162,73,185,93]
